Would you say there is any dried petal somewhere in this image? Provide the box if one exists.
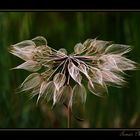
[73,84,87,104]
[39,81,48,95]
[78,63,94,87]
[20,73,41,92]
[83,39,96,50]
[53,73,66,91]
[68,61,82,85]
[29,86,40,99]
[101,70,125,86]
[98,55,119,71]
[12,40,36,48]
[113,55,137,70]
[51,85,73,107]
[12,60,41,72]
[88,67,103,86]
[84,39,109,54]
[78,63,89,77]
[72,84,86,120]
[74,43,85,54]
[88,81,108,97]
[57,48,67,55]
[105,44,131,55]
[32,36,47,46]
[64,85,73,107]
[36,81,48,103]
[43,81,55,102]
[94,40,110,54]
[9,40,36,61]
[53,87,63,104]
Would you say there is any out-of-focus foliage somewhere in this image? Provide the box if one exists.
[0,12,140,128]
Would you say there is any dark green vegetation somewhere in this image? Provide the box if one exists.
[0,12,140,128]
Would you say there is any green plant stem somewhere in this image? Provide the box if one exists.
[67,106,71,128]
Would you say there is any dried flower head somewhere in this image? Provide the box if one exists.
[9,36,137,107]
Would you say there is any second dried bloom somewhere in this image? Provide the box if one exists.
[9,36,137,107]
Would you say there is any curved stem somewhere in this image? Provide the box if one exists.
[67,106,71,128]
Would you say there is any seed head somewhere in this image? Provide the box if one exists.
[9,36,138,107]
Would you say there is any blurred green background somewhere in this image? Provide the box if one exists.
[0,12,140,128]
